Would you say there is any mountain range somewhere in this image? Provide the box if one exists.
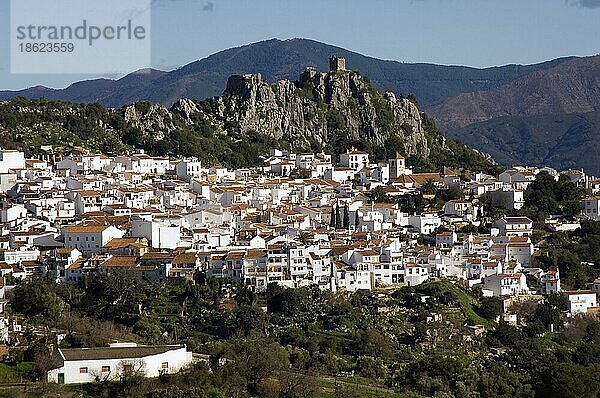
[0,38,573,108]
[428,55,600,174]
[1,38,598,174]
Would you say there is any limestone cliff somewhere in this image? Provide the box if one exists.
[0,71,496,172]
[172,70,430,159]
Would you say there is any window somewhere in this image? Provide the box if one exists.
[101,366,110,373]
[161,362,169,369]
[79,367,88,374]
[123,364,133,372]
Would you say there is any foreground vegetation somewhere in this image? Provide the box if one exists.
[3,267,600,398]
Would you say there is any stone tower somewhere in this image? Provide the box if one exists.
[329,56,346,72]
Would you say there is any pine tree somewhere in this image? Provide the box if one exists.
[330,205,337,228]
[335,205,342,229]
[343,205,350,229]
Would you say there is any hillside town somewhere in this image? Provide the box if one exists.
[0,143,599,336]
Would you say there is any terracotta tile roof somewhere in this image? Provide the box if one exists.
[65,225,109,233]
[101,256,138,267]
[60,345,185,361]
[172,253,198,265]
[564,290,595,295]
[104,238,145,249]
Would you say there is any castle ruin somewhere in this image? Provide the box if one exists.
[329,56,346,72]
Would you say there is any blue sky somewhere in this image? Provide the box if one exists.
[1,0,599,90]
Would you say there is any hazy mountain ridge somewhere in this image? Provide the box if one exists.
[2,38,597,174]
[428,56,600,130]
[449,110,600,174]
[0,38,573,108]
[429,56,600,174]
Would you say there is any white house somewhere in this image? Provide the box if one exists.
[404,263,429,287]
[408,214,441,235]
[583,197,600,220]
[0,204,27,227]
[483,273,529,297]
[493,217,533,237]
[131,218,181,250]
[47,343,193,384]
[444,200,479,221]
[63,225,124,256]
[541,269,561,295]
[488,189,525,210]
[0,174,17,194]
[0,150,25,173]
[324,167,355,183]
[340,150,369,172]
[436,232,457,248]
[564,290,597,315]
[176,159,203,181]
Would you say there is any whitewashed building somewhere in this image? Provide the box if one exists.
[47,343,193,384]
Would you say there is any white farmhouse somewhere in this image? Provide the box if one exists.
[47,343,193,384]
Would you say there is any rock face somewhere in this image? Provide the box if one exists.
[171,70,430,158]
[124,103,174,141]
[4,70,481,170]
[171,98,201,124]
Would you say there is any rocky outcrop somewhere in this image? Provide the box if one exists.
[171,70,430,158]
[123,103,174,141]
[171,98,201,124]
[0,74,494,171]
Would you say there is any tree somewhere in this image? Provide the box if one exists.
[258,372,320,398]
[534,362,600,398]
[524,171,586,218]
[233,305,267,336]
[476,364,534,398]
[421,179,438,196]
[477,297,503,321]
[369,186,391,203]
[225,339,289,393]
[330,205,337,228]
[355,356,386,379]
[532,293,566,330]
[266,284,304,317]
[335,204,342,229]
[343,205,350,229]
[355,328,395,359]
